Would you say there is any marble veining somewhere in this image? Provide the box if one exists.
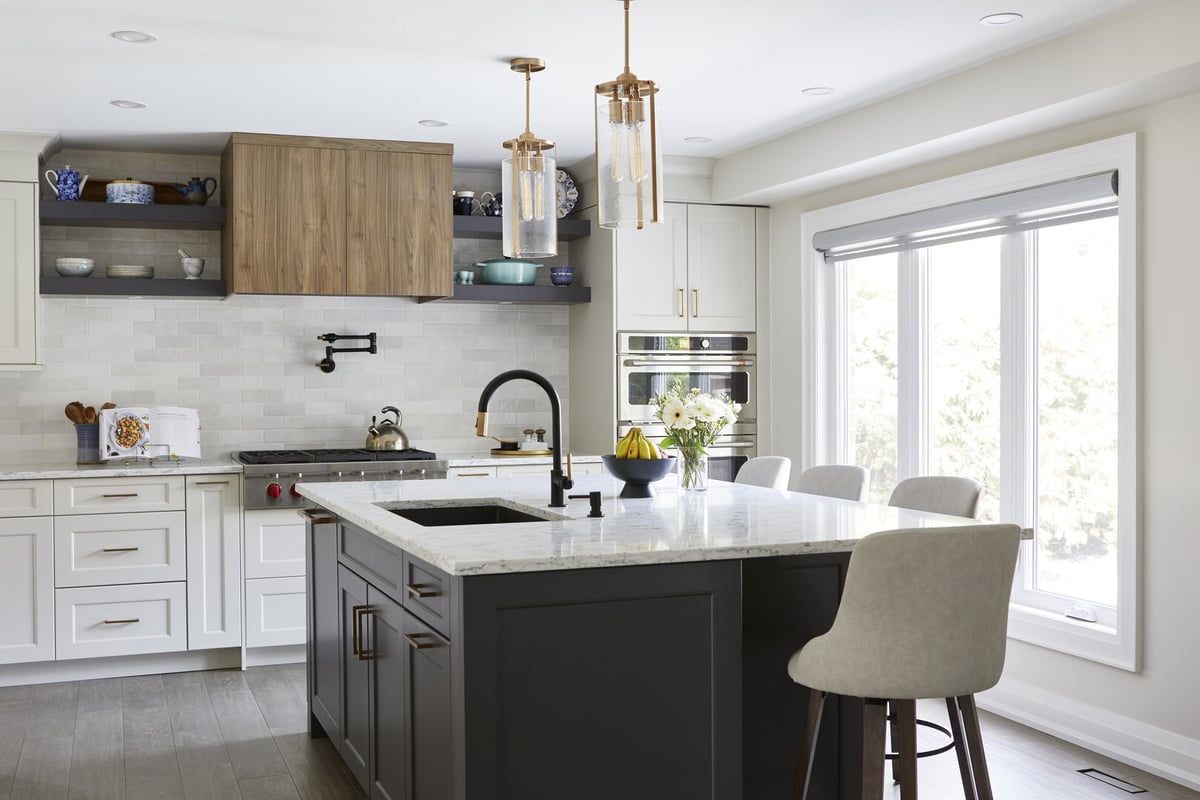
[297,474,978,577]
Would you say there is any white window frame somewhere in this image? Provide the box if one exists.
[800,134,1140,670]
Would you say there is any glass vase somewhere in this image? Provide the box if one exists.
[676,447,709,492]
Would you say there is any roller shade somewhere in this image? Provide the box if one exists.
[813,171,1118,263]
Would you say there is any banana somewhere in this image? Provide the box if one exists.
[615,428,640,458]
[616,435,630,458]
[637,432,651,459]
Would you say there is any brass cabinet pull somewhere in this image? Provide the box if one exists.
[102,546,139,553]
[103,618,139,624]
[404,633,437,650]
[355,606,375,661]
[193,480,230,486]
[693,288,699,318]
[678,288,685,317]
[351,604,367,656]
[102,493,139,498]
[456,472,490,478]
[406,583,437,599]
[301,509,336,524]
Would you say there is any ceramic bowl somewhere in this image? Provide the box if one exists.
[106,179,155,204]
[473,258,542,285]
[601,454,676,498]
[549,266,574,286]
[54,257,95,277]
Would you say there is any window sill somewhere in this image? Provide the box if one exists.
[1008,601,1138,672]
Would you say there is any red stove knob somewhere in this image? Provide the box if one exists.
[267,483,283,499]
[290,484,302,498]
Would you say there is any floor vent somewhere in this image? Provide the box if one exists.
[1077,768,1148,794]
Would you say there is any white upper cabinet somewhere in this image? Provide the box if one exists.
[0,132,54,370]
[616,203,758,333]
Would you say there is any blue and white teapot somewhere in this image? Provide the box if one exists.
[44,165,89,202]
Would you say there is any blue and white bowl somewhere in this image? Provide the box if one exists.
[549,265,574,286]
[106,179,155,204]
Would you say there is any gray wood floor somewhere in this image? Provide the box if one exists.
[0,667,1195,799]
[0,665,363,800]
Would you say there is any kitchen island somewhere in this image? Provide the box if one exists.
[298,472,972,800]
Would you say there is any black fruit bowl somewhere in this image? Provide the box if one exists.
[601,454,676,498]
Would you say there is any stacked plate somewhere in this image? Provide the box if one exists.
[55,257,95,277]
[107,265,155,279]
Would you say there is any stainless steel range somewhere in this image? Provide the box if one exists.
[236,448,448,510]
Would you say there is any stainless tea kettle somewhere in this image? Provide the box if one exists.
[365,406,410,451]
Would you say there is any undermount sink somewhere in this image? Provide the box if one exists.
[387,502,566,527]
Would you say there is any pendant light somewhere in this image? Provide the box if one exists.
[594,0,662,230]
[503,57,557,258]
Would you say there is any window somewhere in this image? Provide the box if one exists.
[801,136,1139,669]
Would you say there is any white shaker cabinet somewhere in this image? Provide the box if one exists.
[616,203,759,333]
[186,476,242,649]
[0,481,54,664]
[0,132,54,370]
[244,507,307,648]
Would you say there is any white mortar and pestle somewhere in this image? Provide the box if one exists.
[178,248,205,279]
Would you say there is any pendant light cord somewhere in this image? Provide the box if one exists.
[623,0,631,74]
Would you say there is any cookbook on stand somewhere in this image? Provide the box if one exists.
[98,406,201,460]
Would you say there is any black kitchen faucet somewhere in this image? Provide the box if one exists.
[475,369,573,507]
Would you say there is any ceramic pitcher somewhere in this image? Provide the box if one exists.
[44,165,89,202]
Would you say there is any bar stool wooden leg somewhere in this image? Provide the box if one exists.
[792,689,826,800]
[958,695,994,800]
[946,696,980,798]
[862,698,888,800]
[894,699,918,798]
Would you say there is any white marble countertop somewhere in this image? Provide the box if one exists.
[441,453,603,467]
[297,473,976,577]
[0,458,242,480]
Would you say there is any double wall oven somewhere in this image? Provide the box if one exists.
[617,332,757,483]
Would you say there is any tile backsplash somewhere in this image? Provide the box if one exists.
[1,294,571,465]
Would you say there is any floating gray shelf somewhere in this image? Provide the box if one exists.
[453,215,590,241]
[40,201,226,230]
[40,276,228,297]
[420,284,591,304]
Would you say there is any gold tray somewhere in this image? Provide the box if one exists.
[490,448,554,456]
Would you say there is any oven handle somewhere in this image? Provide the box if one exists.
[622,359,754,368]
[706,441,756,450]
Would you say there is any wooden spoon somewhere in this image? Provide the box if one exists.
[83,406,97,424]
[100,402,116,411]
[64,403,84,424]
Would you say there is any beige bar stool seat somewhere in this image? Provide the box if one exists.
[888,475,982,518]
[794,464,870,501]
[734,456,792,490]
[787,523,1021,799]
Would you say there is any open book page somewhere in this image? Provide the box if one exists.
[99,406,201,460]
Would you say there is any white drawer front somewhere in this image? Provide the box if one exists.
[54,476,185,515]
[245,576,307,647]
[55,582,187,660]
[244,508,306,579]
[54,511,186,588]
[447,466,497,479]
[0,480,53,518]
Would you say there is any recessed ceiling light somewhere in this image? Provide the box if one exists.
[684,136,712,144]
[802,87,834,96]
[418,119,449,127]
[110,99,147,109]
[980,12,1023,25]
[111,30,157,43]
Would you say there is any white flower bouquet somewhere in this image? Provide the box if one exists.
[651,382,741,489]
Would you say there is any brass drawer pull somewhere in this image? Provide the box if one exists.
[693,288,699,318]
[678,288,685,317]
[354,606,375,661]
[351,604,367,656]
[103,618,139,625]
[193,480,230,486]
[456,472,490,477]
[102,493,139,498]
[102,546,139,553]
[406,583,437,599]
[404,633,437,650]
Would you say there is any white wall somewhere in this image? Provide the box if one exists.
[761,71,1200,795]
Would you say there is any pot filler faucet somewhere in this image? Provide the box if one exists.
[476,369,573,507]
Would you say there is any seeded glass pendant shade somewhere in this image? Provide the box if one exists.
[502,57,557,258]
[595,0,662,230]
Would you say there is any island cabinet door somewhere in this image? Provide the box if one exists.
[366,585,410,800]
[338,565,371,791]
[304,509,340,742]
[399,604,452,800]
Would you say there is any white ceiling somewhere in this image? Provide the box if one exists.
[0,0,1145,168]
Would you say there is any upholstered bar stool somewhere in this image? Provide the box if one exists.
[787,524,1021,799]
[734,456,792,489]
[888,476,982,518]
[794,465,870,501]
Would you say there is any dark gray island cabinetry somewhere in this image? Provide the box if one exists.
[297,474,966,799]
